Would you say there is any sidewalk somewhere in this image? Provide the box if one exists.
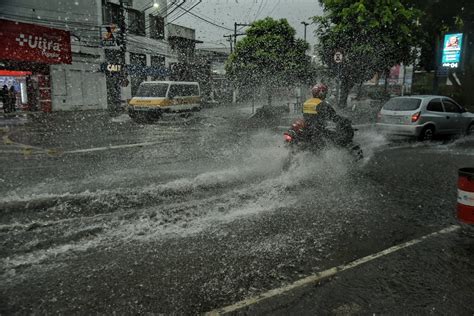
[230,97,382,125]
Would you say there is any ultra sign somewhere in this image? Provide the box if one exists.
[0,19,72,64]
[441,33,463,69]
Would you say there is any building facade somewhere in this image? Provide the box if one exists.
[0,0,177,112]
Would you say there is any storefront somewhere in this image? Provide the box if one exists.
[0,19,72,112]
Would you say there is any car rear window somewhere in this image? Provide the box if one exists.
[382,98,422,111]
[136,83,169,97]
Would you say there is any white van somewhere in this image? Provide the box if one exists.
[128,81,201,121]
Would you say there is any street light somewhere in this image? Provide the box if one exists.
[301,21,309,42]
[144,0,160,11]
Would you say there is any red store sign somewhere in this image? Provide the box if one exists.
[0,19,72,64]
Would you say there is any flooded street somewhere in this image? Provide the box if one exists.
[1,107,473,314]
[1,0,473,313]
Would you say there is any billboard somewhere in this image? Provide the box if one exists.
[0,19,72,64]
[441,33,463,68]
[100,24,121,48]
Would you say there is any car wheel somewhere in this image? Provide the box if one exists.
[418,126,435,141]
[467,123,474,136]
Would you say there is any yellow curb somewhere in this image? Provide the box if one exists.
[2,135,14,145]
[46,148,63,157]
[21,147,33,156]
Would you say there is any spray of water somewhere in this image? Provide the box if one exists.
[1,131,363,278]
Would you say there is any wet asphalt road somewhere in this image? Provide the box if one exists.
[0,106,473,314]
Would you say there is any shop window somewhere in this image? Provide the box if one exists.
[149,15,165,40]
[128,9,145,36]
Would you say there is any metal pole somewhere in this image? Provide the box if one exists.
[118,0,126,112]
[119,0,126,55]
[433,35,440,95]
[234,22,237,48]
[252,91,255,114]
[223,35,233,53]
[336,64,341,106]
[301,22,309,42]
[401,63,406,96]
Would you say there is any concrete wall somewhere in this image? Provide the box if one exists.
[51,61,107,111]
[168,24,196,40]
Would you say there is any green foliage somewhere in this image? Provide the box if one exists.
[314,0,422,106]
[402,0,473,71]
[225,18,310,91]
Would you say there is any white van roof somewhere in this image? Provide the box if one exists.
[141,81,199,85]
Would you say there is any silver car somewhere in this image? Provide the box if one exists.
[376,95,474,140]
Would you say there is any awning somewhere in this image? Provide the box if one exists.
[0,70,32,76]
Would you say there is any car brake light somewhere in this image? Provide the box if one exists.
[411,112,421,122]
[284,134,293,142]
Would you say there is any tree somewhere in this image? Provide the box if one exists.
[225,17,310,107]
[314,0,421,107]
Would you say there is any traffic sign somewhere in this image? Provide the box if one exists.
[334,51,343,63]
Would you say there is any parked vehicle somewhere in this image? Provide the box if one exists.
[376,95,474,141]
[128,81,201,122]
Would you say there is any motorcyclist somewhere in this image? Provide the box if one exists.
[302,83,353,146]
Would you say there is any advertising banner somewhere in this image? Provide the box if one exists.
[441,33,463,69]
[0,19,72,64]
[100,24,122,48]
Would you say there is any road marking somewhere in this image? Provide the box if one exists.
[62,141,165,154]
[2,134,14,145]
[206,225,460,315]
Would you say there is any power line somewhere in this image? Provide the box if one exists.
[166,0,201,24]
[267,0,281,17]
[165,0,194,21]
[162,0,186,19]
[185,11,234,31]
[192,7,236,29]
[253,0,265,21]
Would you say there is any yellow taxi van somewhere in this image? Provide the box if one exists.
[128,81,201,122]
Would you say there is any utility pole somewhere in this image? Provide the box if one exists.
[119,0,127,60]
[301,21,309,42]
[223,34,233,53]
[233,22,251,47]
[105,0,127,114]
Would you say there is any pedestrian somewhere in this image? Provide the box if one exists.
[8,86,17,112]
[1,85,10,113]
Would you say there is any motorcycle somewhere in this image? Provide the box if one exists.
[283,117,364,165]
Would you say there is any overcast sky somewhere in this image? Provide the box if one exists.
[168,0,324,49]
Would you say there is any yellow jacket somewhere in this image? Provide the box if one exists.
[303,98,322,114]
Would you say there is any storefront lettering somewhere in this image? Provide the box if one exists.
[16,34,62,51]
[107,64,122,72]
